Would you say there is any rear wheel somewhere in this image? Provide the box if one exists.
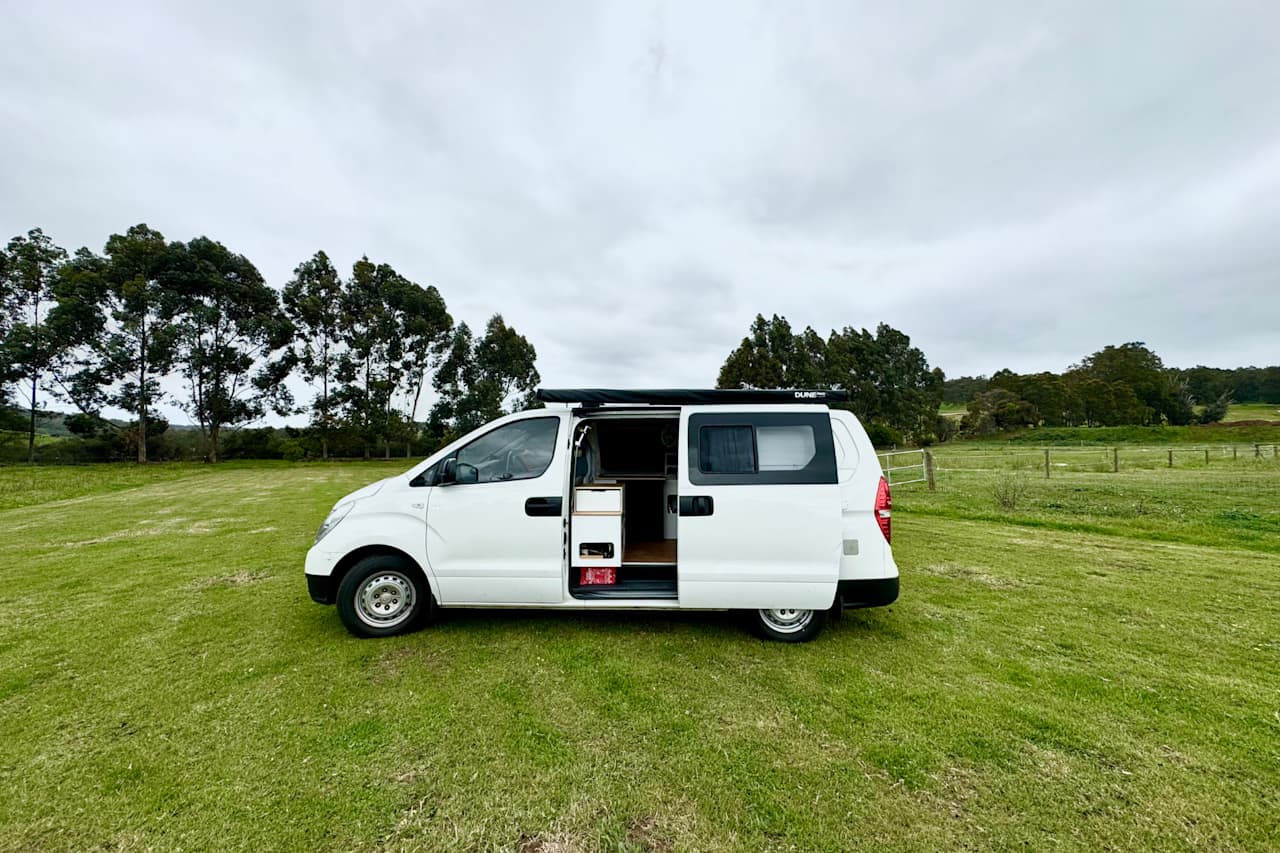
[749,608,827,642]
[337,555,435,638]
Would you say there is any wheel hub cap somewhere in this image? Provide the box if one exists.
[760,608,814,634]
[356,572,415,628]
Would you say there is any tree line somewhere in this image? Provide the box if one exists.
[0,225,540,463]
[6,226,1268,461]
[950,342,1275,435]
[716,314,945,446]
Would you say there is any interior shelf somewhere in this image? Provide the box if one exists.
[623,540,676,565]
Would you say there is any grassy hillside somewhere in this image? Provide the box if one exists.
[0,461,1277,850]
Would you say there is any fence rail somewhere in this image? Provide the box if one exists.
[877,448,936,490]
[931,442,1280,476]
[877,442,1276,487]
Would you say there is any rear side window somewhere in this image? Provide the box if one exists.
[756,425,816,471]
[699,426,756,474]
[689,413,836,485]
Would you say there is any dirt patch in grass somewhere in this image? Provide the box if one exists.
[916,562,1025,589]
[369,645,445,684]
[625,815,674,852]
[190,570,269,590]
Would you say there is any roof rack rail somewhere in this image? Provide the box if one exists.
[535,388,849,406]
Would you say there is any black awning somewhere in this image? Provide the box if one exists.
[535,388,850,405]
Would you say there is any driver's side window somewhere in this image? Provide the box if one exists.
[455,417,559,484]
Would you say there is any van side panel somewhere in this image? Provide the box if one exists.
[677,405,841,610]
[830,410,899,582]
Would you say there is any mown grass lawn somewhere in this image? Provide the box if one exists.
[1,460,1277,851]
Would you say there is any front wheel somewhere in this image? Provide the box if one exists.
[336,555,435,638]
[748,608,827,642]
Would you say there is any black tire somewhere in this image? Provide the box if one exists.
[336,555,435,638]
[747,608,828,643]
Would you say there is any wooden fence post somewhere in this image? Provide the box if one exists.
[1167,449,1173,468]
[1233,446,1238,461]
[924,450,936,492]
[1256,444,1262,459]
[1112,447,1119,473]
[1044,448,1051,479]
[1204,448,1210,466]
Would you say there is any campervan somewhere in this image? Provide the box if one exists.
[304,389,897,642]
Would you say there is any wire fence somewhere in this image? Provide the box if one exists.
[931,443,1280,475]
[877,442,1279,488]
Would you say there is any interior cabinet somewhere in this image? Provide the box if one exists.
[572,486,623,568]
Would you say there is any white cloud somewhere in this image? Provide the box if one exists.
[3,0,1278,426]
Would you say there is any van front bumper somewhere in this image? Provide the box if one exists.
[305,548,341,604]
[837,576,899,610]
[306,573,335,605]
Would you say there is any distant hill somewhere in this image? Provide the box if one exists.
[22,409,201,437]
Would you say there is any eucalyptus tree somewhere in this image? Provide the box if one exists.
[282,251,344,458]
[388,275,451,456]
[717,314,826,390]
[429,314,541,438]
[167,236,294,462]
[428,321,478,437]
[336,257,406,458]
[89,224,180,462]
[0,243,9,411]
[47,247,115,430]
[474,314,541,413]
[1,228,69,462]
[717,315,943,438]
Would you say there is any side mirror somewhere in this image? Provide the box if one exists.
[438,457,479,486]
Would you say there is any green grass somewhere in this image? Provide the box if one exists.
[921,449,1280,553]
[974,422,1280,445]
[1221,402,1280,422]
[1,461,1278,850]
[935,401,1280,440]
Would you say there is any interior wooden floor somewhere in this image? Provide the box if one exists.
[623,540,677,564]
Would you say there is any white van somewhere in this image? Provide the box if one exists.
[304,389,898,642]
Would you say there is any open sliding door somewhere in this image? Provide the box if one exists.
[676,406,842,610]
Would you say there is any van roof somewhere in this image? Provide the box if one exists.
[535,388,849,406]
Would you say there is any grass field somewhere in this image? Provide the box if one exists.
[1220,402,1280,422]
[934,401,1280,433]
[1,460,1278,851]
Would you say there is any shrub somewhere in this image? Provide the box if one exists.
[1197,391,1232,424]
[992,475,1028,511]
[865,421,904,449]
[934,415,958,443]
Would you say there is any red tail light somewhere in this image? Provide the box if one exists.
[875,476,892,543]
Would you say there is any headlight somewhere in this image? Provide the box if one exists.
[314,503,353,545]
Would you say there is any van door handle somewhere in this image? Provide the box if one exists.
[678,495,714,517]
[525,497,563,517]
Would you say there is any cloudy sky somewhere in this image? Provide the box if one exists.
[4,1,1279,421]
